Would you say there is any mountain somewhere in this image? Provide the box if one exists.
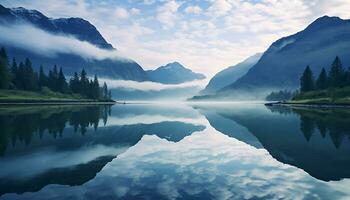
[0,5,113,49]
[221,16,350,98]
[0,4,148,81]
[200,53,262,95]
[146,62,206,84]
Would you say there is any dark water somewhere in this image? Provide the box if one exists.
[0,103,350,199]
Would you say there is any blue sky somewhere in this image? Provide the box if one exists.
[2,0,350,77]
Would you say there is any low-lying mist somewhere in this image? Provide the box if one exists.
[100,78,208,91]
[99,78,208,101]
[0,23,130,62]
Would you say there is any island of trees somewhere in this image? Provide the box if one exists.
[0,47,113,102]
[299,56,350,93]
[266,56,350,104]
[294,56,350,104]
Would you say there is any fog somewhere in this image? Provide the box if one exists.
[100,78,208,92]
[0,23,130,61]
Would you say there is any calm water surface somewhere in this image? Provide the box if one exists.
[0,103,350,199]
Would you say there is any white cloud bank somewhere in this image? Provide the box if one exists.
[100,78,208,91]
[2,0,350,77]
[0,23,130,61]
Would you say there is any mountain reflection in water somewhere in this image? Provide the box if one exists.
[0,103,350,200]
[195,104,350,181]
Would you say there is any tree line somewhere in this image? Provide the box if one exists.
[266,90,297,101]
[300,56,350,93]
[0,47,112,100]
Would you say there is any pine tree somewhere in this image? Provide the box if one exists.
[108,90,112,100]
[0,47,11,89]
[69,72,80,93]
[24,58,38,90]
[300,65,315,93]
[346,68,350,86]
[102,82,108,99]
[52,65,59,91]
[11,58,18,89]
[38,65,47,88]
[1,50,110,100]
[88,80,94,99]
[316,68,328,90]
[93,75,100,99]
[57,67,68,93]
[17,62,25,90]
[11,58,17,75]
[48,70,54,90]
[79,69,88,97]
[328,56,345,88]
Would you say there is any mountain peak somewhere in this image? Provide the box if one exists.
[164,62,185,69]
[54,17,90,25]
[11,6,47,19]
[305,15,345,32]
[0,4,114,49]
[147,62,205,84]
[314,15,341,22]
[222,15,350,98]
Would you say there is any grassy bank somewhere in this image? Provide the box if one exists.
[289,87,350,105]
[0,89,115,104]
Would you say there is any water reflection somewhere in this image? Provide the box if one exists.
[1,103,350,199]
[0,105,111,155]
[0,104,205,196]
[195,104,350,181]
[270,106,350,149]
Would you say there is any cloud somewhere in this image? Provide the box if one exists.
[0,144,128,179]
[130,8,141,15]
[207,0,232,17]
[143,0,156,5]
[6,123,350,200]
[184,5,202,14]
[156,0,182,28]
[114,7,129,19]
[99,78,208,91]
[2,0,350,77]
[0,23,130,61]
[106,114,203,126]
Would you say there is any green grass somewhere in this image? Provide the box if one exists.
[0,88,92,103]
[289,86,350,105]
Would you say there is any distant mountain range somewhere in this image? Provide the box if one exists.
[0,4,203,85]
[5,5,346,97]
[191,15,350,100]
[146,62,205,84]
[200,53,261,95]
[220,16,350,98]
[0,4,148,81]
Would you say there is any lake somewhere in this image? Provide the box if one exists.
[0,102,350,199]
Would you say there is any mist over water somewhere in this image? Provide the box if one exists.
[1,103,350,199]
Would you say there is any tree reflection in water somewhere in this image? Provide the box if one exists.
[0,105,111,156]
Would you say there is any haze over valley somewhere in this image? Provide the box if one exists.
[2,1,350,200]
[2,1,350,100]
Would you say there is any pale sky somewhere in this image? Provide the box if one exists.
[2,0,350,77]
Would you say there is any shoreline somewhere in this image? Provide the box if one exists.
[265,101,350,108]
[0,99,118,105]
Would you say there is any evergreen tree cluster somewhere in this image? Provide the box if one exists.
[266,90,297,101]
[0,47,112,100]
[300,56,350,93]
